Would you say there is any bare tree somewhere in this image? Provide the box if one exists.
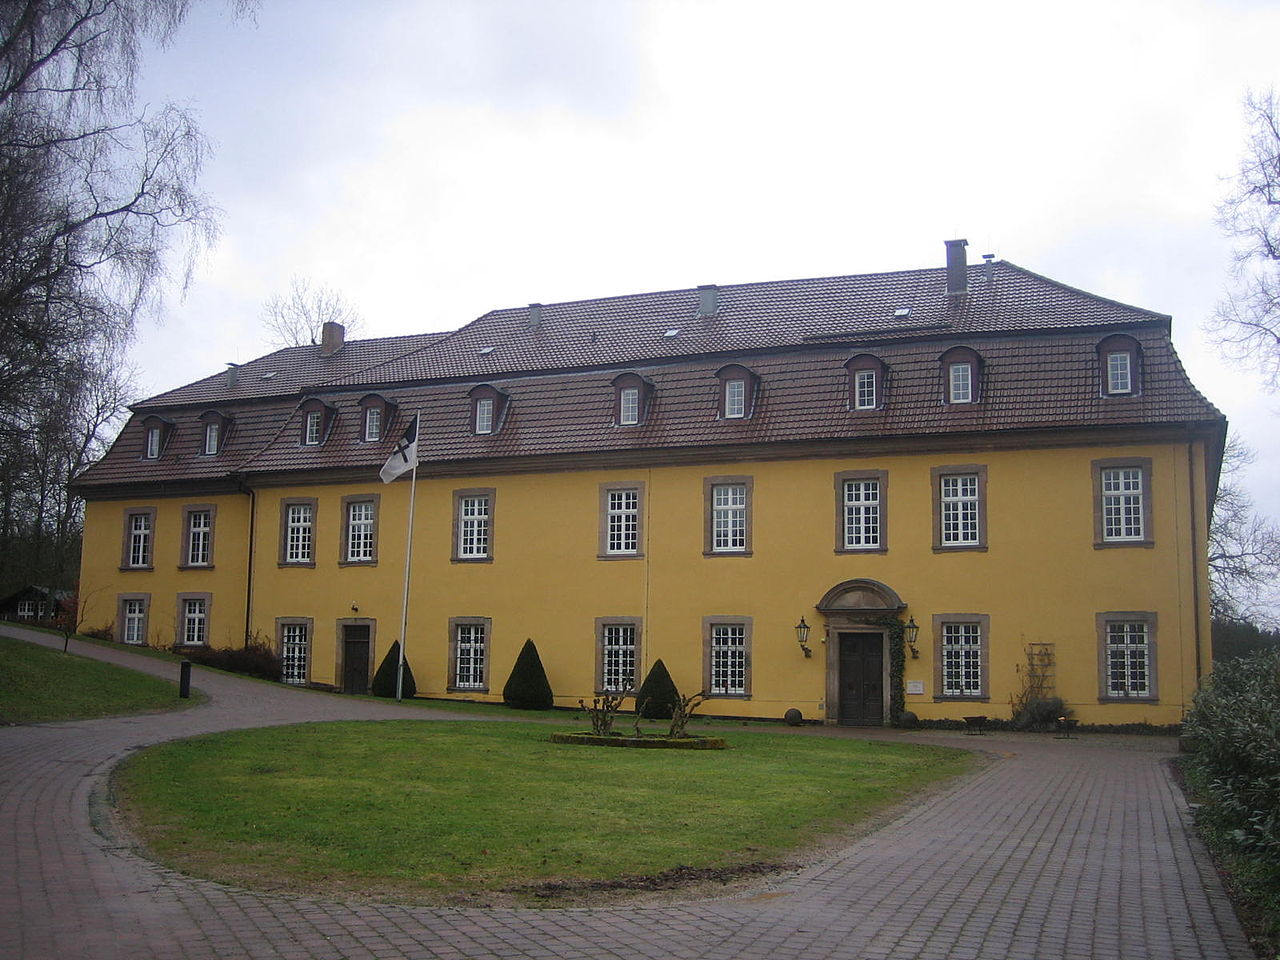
[1209,435,1280,628]
[1211,89,1280,390]
[261,276,364,348]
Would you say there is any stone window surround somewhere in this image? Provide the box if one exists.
[597,480,646,559]
[339,493,381,566]
[119,506,157,570]
[278,497,319,567]
[448,615,492,692]
[703,475,754,557]
[932,612,990,702]
[1092,457,1154,549]
[595,616,643,694]
[702,615,753,699]
[115,592,151,645]
[179,503,217,569]
[452,487,496,563]
[1096,610,1159,703]
[930,464,988,552]
[175,591,213,647]
[276,616,314,686]
[833,469,889,554]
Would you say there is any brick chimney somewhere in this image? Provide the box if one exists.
[697,284,718,318]
[320,321,345,356]
[945,239,969,301]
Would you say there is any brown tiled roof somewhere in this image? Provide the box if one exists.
[139,332,449,408]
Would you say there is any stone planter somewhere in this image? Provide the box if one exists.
[549,732,728,750]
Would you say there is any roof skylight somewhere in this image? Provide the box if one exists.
[663,329,681,338]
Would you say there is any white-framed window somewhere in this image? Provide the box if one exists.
[600,623,638,693]
[458,494,491,559]
[364,406,382,442]
[1102,467,1144,541]
[948,362,972,403]
[16,600,35,619]
[710,483,748,552]
[37,601,47,618]
[606,489,639,554]
[128,512,153,567]
[940,473,980,545]
[474,398,494,435]
[709,624,748,695]
[619,387,640,426]
[941,622,984,697]
[454,622,487,689]
[181,598,207,645]
[1105,621,1151,698]
[855,369,878,410]
[724,379,746,419]
[346,500,375,562]
[145,426,161,459]
[203,422,220,455]
[285,503,314,563]
[186,510,211,566]
[843,478,881,549]
[280,622,309,685]
[304,410,323,445]
[1107,351,1133,395]
[122,599,146,644]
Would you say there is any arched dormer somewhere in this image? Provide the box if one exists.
[714,363,759,420]
[468,383,510,436]
[197,410,231,456]
[939,345,983,404]
[139,415,176,460]
[1096,334,1142,397]
[845,354,887,411]
[358,393,397,442]
[298,397,337,446]
[611,372,655,427]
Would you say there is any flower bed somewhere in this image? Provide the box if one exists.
[550,732,728,750]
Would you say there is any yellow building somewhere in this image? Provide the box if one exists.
[73,242,1225,725]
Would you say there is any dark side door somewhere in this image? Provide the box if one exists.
[839,632,884,724]
[342,624,371,694]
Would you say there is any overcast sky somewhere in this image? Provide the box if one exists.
[133,0,1279,516]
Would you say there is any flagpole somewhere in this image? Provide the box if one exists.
[395,418,419,702]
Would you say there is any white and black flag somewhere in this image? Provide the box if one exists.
[379,414,420,483]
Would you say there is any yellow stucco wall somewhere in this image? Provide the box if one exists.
[79,438,1211,725]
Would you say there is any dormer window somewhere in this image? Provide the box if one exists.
[358,393,396,443]
[467,384,510,436]
[139,416,175,459]
[298,398,336,446]
[197,410,230,456]
[203,422,220,455]
[611,372,655,427]
[619,387,640,425]
[1097,335,1142,397]
[940,346,983,405]
[145,426,161,459]
[714,364,759,420]
[364,407,382,441]
[845,355,887,411]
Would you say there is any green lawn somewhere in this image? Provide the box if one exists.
[117,720,972,905]
[0,635,189,723]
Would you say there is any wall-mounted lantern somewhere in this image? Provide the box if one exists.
[795,617,812,658]
[903,616,920,659]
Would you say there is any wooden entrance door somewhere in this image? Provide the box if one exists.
[341,624,371,694]
[838,632,884,724]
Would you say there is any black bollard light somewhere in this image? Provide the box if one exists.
[179,659,192,699]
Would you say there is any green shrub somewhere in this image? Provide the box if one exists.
[635,659,679,719]
[182,641,282,682]
[371,641,417,698]
[1012,696,1070,732]
[502,639,553,710]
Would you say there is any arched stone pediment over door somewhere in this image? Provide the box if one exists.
[816,579,906,727]
[815,578,906,623]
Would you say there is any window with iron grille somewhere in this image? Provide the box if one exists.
[458,495,490,558]
[181,598,207,645]
[128,513,152,567]
[346,501,375,562]
[843,479,880,549]
[940,474,979,545]
[600,624,637,692]
[280,623,309,685]
[711,483,747,552]
[1105,622,1150,697]
[122,599,146,644]
[1102,467,1144,541]
[709,624,747,695]
[285,503,314,563]
[187,510,211,566]
[941,622,983,697]
[855,369,877,410]
[454,623,487,689]
[607,489,639,554]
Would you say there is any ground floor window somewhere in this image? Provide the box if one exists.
[450,618,490,691]
[1098,612,1157,700]
[16,600,35,619]
[597,620,639,693]
[176,593,211,646]
[933,614,989,699]
[704,619,752,696]
[122,599,146,644]
[279,621,310,685]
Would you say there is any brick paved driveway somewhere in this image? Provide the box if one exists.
[0,626,1253,960]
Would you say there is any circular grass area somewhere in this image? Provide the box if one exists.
[115,719,971,905]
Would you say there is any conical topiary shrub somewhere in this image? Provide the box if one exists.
[503,638,554,709]
[635,659,679,719]
[370,641,417,698]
